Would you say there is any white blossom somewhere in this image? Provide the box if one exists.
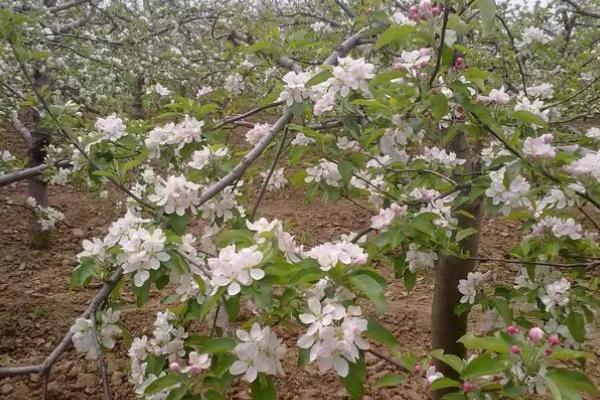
[305,159,341,187]
[119,227,170,287]
[94,114,126,141]
[478,86,511,105]
[149,175,201,215]
[225,73,245,94]
[458,271,491,304]
[541,278,570,311]
[260,167,287,191]
[208,245,264,296]
[370,203,407,230]
[278,70,313,106]
[245,123,272,145]
[522,134,556,159]
[305,241,367,271]
[291,132,315,146]
[485,167,532,215]
[229,323,286,382]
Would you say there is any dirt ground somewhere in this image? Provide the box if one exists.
[0,133,598,399]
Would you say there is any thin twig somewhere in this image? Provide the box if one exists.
[468,256,600,269]
[250,130,288,219]
[429,0,451,87]
[367,348,410,373]
[90,314,112,400]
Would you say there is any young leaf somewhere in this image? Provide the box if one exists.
[348,275,386,313]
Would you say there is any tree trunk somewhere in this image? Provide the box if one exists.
[431,130,483,399]
[27,66,51,248]
[132,73,145,119]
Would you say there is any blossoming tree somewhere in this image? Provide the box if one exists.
[1,0,600,399]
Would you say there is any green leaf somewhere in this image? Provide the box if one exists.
[246,41,274,54]
[404,270,417,291]
[567,312,586,343]
[371,70,406,86]
[431,350,464,373]
[306,70,333,87]
[251,374,276,400]
[430,377,461,390]
[338,159,355,186]
[459,334,510,353]
[199,337,237,353]
[165,387,187,400]
[513,111,547,127]
[374,373,404,389]
[133,279,151,307]
[545,368,597,400]
[366,319,399,346]
[375,25,413,49]
[225,295,240,321]
[144,374,181,395]
[348,275,386,313]
[461,354,506,379]
[167,214,188,235]
[476,0,496,35]
[431,94,449,120]
[70,259,98,287]
[341,356,366,400]
[456,227,478,242]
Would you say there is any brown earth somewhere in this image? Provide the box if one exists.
[1,135,599,399]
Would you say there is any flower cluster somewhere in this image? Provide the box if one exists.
[305,240,367,271]
[297,298,369,377]
[94,114,126,141]
[485,167,532,215]
[229,323,286,382]
[260,167,288,191]
[188,146,228,170]
[148,175,201,215]
[371,203,407,230]
[523,134,556,159]
[245,123,272,145]
[208,245,264,295]
[119,227,170,287]
[528,216,584,240]
[305,159,342,187]
[25,196,65,231]
[145,116,204,158]
[458,271,491,304]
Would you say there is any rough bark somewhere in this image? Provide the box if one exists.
[431,130,484,399]
[27,66,52,248]
[132,73,145,119]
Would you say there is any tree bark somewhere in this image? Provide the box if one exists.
[132,73,145,119]
[27,66,51,248]
[431,130,483,399]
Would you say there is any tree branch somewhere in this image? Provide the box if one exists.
[0,268,123,377]
[0,160,72,187]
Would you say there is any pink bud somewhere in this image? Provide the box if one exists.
[453,57,465,70]
[510,345,521,354]
[189,365,203,374]
[544,348,553,356]
[548,335,560,347]
[528,327,544,343]
[462,381,475,393]
[409,5,418,13]
[507,325,519,336]
[169,362,181,373]
[413,364,422,375]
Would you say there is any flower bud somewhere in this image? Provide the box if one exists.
[413,364,422,375]
[462,381,475,393]
[544,347,553,356]
[169,362,181,373]
[548,334,560,347]
[507,325,519,336]
[528,327,544,343]
[510,345,521,354]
